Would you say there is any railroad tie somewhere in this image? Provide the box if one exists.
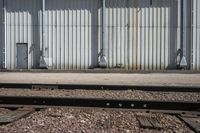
[0,108,34,125]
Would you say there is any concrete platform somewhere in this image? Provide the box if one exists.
[0,72,200,87]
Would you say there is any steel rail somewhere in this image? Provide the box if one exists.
[0,83,200,92]
[0,96,199,112]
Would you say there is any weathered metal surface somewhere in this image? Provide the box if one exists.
[0,0,183,70]
[0,0,199,70]
[44,0,183,70]
[105,0,182,70]
[16,43,28,69]
[4,0,40,69]
[44,0,99,69]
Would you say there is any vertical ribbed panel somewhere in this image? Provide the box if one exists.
[0,0,3,68]
[45,0,99,70]
[5,0,40,69]
[2,0,195,70]
[192,0,200,70]
[105,0,181,70]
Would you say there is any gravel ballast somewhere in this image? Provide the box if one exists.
[0,108,194,133]
[0,88,197,132]
[0,88,199,102]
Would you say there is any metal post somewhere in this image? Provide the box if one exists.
[42,0,45,58]
[3,0,6,69]
[99,0,107,68]
[39,0,47,68]
[180,0,188,69]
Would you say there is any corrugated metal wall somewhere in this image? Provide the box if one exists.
[4,0,40,69]
[0,0,198,70]
[44,0,182,70]
[192,0,200,71]
[45,0,100,69]
[104,0,181,70]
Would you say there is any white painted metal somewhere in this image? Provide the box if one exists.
[4,0,40,69]
[45,0,99,69]
[1,0,197,70]
[99,0,107,67]
[105,0,181,70]
[192,0,200,70]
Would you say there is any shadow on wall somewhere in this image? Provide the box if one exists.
[44,0,100,69]
[5,0,182,70]
[5,0,40,69]
[0,25,2,69]
[105,0,180,70]
[0,0,3,69]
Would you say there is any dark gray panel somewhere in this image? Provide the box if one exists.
[0,0,3,69]
[17,43,28,69]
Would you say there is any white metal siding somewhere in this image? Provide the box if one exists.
[104,0,181,70]
[4,0,40,69]
[44,0,182,70]
[192,0,200,70]
[45,0,99,69]
[1,0,195,70]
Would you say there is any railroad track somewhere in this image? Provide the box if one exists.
[0,83,200,92]
[0,96,199,112]
[0,96,199,132]
[0,83,199,112]
[0,83,199,132]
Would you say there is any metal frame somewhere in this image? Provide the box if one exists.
[2,0,6,69]
[99,0,107,67]
[16,43,28,69]
[180,0,189,68]
[39,0,47,68]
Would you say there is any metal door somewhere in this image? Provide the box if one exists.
[17,43,28,69]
